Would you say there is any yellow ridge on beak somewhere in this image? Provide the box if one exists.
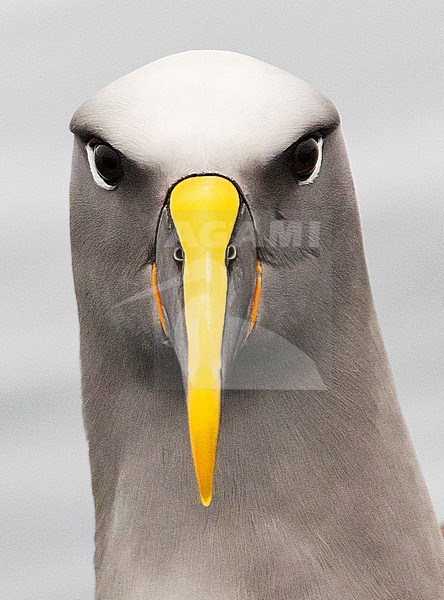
[170,176,239,506]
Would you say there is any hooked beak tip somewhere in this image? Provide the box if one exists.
[200,493,212,507]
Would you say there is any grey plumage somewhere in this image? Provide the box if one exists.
[69,50,444,599]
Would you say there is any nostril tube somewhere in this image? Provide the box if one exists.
[174,247,185,262]
[227,245,237,261]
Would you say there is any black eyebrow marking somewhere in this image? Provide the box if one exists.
[70,122,134,162]
[69,110,119,148]
[70,123,111,145]
[70,114,155,169]
[283,118,340,155]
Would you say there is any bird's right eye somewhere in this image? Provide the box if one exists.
[291,136,323,184]
[86,140,123,190]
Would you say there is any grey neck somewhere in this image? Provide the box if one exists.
[80,289,443,599]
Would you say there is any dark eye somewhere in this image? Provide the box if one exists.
[93,143,123,186]
[86,140,123,189]
[291,137,321,182]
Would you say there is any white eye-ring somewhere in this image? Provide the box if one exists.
[86,140,123,190]
[292,137,323,185]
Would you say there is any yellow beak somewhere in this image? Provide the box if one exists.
[169,176,239,506]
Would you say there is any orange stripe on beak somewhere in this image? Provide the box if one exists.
[151,262,167,333]
[248,260,262,333]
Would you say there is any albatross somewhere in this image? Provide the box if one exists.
[69,50,444,600]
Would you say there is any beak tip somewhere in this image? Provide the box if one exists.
[200,493,212,507]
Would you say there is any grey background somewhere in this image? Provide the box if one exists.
[1,1,442,598]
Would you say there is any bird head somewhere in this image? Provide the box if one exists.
[70,51,344,506]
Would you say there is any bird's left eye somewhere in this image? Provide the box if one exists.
[86,140,123,190]
[291,136,323,184]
